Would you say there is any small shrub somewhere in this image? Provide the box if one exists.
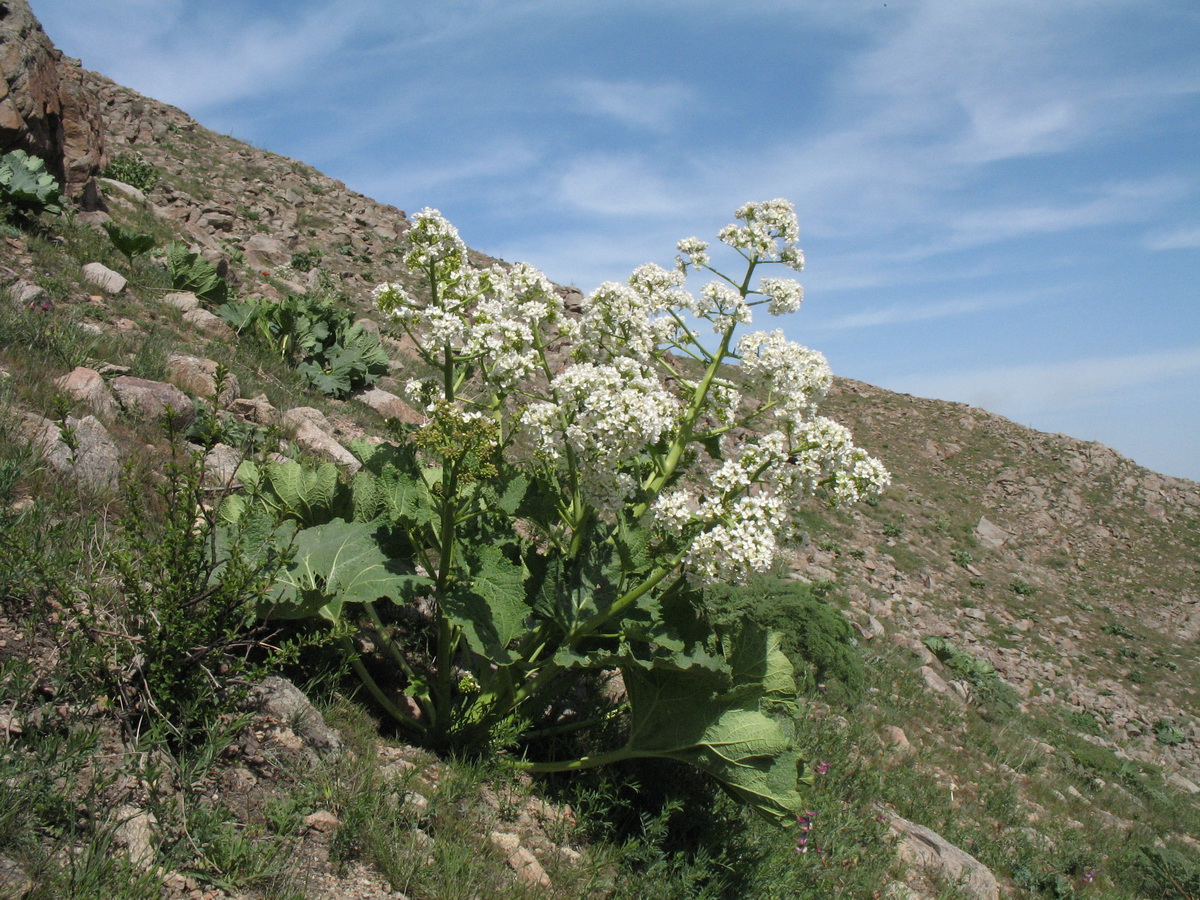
[708,573,866,695]
[1010,579,1035,596]
[101,153,160,193]
[289,248,323,272]
[951,548,973,569]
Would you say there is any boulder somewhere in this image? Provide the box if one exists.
[974,517,1011,550]
[355,387,423,425]
[21,412,121,491]
[9,279,51,310]
[885,812,999,900]
[283,407,360,471]
[243,233,291,271]
[113,806,157,868]
[53,365,118,418]
[252,676,343,758]
[489,831,551,887]
[97,176,146,203]
[81,262,126,294]
[229,395,280,426]
[0,0,105,196]
[203,442,242,488]
[111,375,194,426]
[182,307,235,339]
[161,291,200,312]
[165,352,238,406]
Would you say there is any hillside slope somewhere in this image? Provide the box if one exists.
[2,3,1198,897]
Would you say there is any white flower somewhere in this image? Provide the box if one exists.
[522,359,679,512]
[699,281,752,331]
[675,236,710,270]
[577,279,676,364]
[737,330,832,423]
[684,493,788,584]
[758,277,804,315]
[718,199,802,264]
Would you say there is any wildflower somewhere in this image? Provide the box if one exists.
[675,236,710,270]
[815,761,830,775]
[795,810,816,853]
[758,277,804,315]
[1082,868,1096,883]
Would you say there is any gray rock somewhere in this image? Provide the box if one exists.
[161,291,200,312]
[243,233,291,270]
[974,517,1011,550]
[0,855,32,899]
[54,366,119,418]
[886,812,999,900]
[81,261,127,294]
[10,279,52,309]
[203,443,242,487]
[1167,772,1200,795]
[111,376,195,427]
[22,412,121,491]
[113,806,157,868]
[283,407,361,471]
[252,676,343,757]
[229,395,280,426]
[165,352,238,406]
[182,307,235,339]
[356,388,423,425]
[98,176,146,203]
[490,831,551,887]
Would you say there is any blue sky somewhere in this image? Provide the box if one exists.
[32,0,1200,481]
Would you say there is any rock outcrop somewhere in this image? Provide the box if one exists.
[0,0,105,195]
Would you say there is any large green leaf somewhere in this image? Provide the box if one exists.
[376,467,435,529]
[267,519,429,621]
[443,544,530,663]
[619,624,805,824]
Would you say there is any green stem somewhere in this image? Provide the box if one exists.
[519,746,639,773]
[341,636,426,737]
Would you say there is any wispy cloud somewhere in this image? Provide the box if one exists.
[1144,225,1200,251]
[814,291,1038,331]
[893,346,1200,417]
[563,78,696,132]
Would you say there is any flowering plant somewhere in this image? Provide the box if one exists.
[254,200,887,822]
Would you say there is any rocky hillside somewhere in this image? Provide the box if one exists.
[2,2,1198,898]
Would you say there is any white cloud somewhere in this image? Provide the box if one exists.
[555,154,701,219]
[892,346,1200,417]
[563,78,695,132]
[1144,225,1200,251]
[814,291,1038,331]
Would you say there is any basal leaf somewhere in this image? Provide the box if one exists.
[617,624,805,824]
[268,519,429,622]
[444,545,530,663]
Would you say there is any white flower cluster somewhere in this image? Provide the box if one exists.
[675,236,710,271]
[374,210,569,394]
[758,277,804,315]
[696,281,752,332]
[737,330,832,426]
[522,358,679,512]
[652,486,788,585]
[471,263,571,392]
[717,199,804,269]
[402,207,468,275]
[651,421,887,585]
[776,417,891,505]
[577,263,684,363]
